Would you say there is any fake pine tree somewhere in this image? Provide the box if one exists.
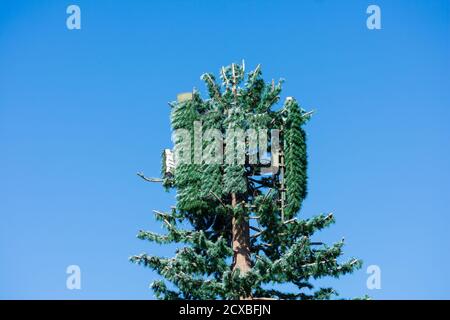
[131,62,362,300]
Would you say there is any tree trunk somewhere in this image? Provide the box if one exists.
[231,193,252,298]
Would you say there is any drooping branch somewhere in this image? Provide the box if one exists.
[137,172,163,183]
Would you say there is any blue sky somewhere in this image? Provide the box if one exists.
[0,0,449,299]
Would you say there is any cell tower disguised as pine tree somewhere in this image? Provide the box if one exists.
[131,62,362,300]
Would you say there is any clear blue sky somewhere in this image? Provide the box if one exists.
[1,0,449,299]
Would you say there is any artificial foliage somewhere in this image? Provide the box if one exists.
[131,62,362,300]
